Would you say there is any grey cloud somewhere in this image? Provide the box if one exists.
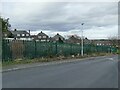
[3,2,117,39]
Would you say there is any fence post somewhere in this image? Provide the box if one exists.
[23,40,25,58]
[2,39,4,61]
[71,44,73,55]
[7,40,11,61]
[55,42,58,56]
[34,40,37,58]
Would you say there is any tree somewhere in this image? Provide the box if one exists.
[108,35,118,47]
[0,17,13,38]
[0,17,11,32]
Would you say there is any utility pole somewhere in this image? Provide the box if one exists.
[81,23,84,56]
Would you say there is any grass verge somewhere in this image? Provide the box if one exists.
[2,53,116,67]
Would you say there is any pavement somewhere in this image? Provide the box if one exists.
[2,55,118,88]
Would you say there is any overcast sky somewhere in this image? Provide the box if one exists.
[1,2,118,39]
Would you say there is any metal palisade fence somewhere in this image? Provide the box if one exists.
[2,39,117,61]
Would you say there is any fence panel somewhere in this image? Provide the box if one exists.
[23,40,36,59]
[2,40,12,61]
[36,42,50,57]
[11,40,24,59]
[2,40,118,61]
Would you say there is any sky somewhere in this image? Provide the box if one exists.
[1,1,118,39]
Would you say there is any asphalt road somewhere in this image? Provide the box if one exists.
[2,55,118,88]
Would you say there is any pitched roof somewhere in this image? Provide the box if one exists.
[11,30,29,35]
[53,33,65,40]
[67,35,80,43]
[37,31,48,37]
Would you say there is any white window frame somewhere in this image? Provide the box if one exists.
[43,36,46,38]
[26,34,29,36]
[41,40,46,41]
[38,36,41,39]
[17,34,20,36]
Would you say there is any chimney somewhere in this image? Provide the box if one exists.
[14,29,17,31]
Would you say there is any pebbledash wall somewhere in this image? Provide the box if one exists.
[2,39,117,61]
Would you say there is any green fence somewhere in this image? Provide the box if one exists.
[2,39,117,61]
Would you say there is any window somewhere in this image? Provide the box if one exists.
[22,34,25,36]
[56,38,59,40]
[43,36,46,38]
[41,40,46,41]
[38,36,41,38]
[26,34,29,36]
[17,34,20,36]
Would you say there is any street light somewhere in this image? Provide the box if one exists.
[81,23,84,56]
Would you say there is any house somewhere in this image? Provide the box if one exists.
[11,29,30,40]
[91,39,113,46]
[66,35,81,44]
[84,37,91,44]
[51,33,65,43]
[33,31,49,42]
[30,35,37,40]
[66,35,91,45]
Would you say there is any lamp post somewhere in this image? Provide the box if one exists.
[81,23,84,56]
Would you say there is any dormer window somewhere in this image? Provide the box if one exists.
[97,43,99,45]
[26,34,29,36]
[38,36,41,38]
[43,36,46,38]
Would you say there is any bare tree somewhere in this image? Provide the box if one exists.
[108,35,118,47]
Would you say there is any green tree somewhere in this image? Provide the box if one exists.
[0,17,13,38]
[0,17,11,32]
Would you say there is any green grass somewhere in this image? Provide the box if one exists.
[2,52,116,67]
[2,56,66,67]
[117,49,120,54]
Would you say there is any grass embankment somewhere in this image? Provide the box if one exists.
[2,52,116,67]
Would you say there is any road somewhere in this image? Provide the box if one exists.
[2,55,118,88]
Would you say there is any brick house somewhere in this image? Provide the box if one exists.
[50,33,65,43]
[66,35,81,44]
[11,29,30,40]
[33,31,49,42]
[91,39,113,46]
